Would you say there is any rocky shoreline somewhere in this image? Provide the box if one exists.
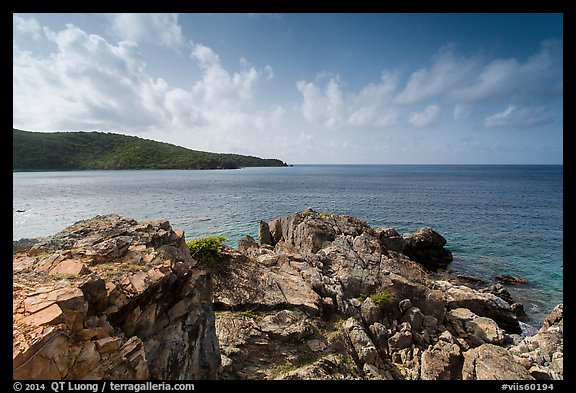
[13,210,562,380]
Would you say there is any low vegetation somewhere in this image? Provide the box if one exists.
[357,289,394,310]
[186,236,228,266]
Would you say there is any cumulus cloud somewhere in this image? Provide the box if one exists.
[393,40,562,106]
[409,105,441,128]
[296,77,344,129]
[13,15,42,39]
[13,21,280,154]
[394,44,479,105]
[296,40,561,132]
[191,43,260,110]
[484,105,553,129]
[453,40,563,102]
[296,71,400,129]
[105,13,184,50]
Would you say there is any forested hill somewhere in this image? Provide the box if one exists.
[13,129,288,170]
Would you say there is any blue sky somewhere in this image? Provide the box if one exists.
[13,13,563,164]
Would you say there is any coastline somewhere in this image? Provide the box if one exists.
[13,165,563,325]
[13,211,563,380]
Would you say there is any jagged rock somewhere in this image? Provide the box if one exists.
[420,337,463,380]
[344,318,379,365]
[15,210,562,381]
[237,236,259,253]
[368,322,389,357]
[375,227,406,253]
[509,304,563,380]
[435,280,521,334]
[210,211,559,380]
[401,307,424,332]
[447,308,505,346]
[495,274,528,285]
[388,331,413,352]
[258,220,274,246]
[398,298,413,313]
[206,247,321,315]
[360,298,382,326]
[481,283,514,304]
[258,310,314,342]
[13,215,220,380]
[462,344,534,380]
[402,227,453,268]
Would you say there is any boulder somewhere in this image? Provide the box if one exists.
[420,338,462,380]
[344,318,380,366]
[435,281,521,334]
[495,274,528,285]
[360,297,382,326]
[258,310,314,342]
[402,227,453,268]
[462,344,534,380]
[375,227,406,252]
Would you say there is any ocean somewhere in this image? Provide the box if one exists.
[13,165,563,326]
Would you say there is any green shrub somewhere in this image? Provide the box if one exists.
[370,290,393,310]
[319,212,332,217]
[186,236,227,266]
[240,310,258,319]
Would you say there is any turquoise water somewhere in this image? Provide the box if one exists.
[13,165,563,324]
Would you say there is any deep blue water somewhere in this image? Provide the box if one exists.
[13,165,563,324]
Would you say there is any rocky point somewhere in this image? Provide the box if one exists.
[13,209,563,380]
[13,215,220,380]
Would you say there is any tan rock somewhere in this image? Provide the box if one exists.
[128,271,149,293]
[67,341,101,379]
[420,339,462,380]
[96,336,123,353]
[49,259,89,276]
[462,344,534,380]
[13,331,70,379]
[20,303,65,326]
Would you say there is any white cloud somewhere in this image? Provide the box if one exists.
[394,44,479,105]
[484,105,553,129]
[452,39,563,103]
[296,40,561,133]
[297,71,399,129]
[392,40,562,106]
[106,13,184,50]
[409,105,441,128]
[296,77,344,129]
[264,65,274,80]
[13,15,42,39]
[191,43,261,110]
[13,22,282,156]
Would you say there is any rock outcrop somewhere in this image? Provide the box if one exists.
[207,209,562,380]
[13,215,220,380]
[14,209,562,381]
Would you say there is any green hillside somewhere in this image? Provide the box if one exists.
[13,129,287,170]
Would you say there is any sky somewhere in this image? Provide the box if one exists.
[13,13,563,164]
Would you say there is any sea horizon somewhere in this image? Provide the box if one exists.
[13,164,563,326]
